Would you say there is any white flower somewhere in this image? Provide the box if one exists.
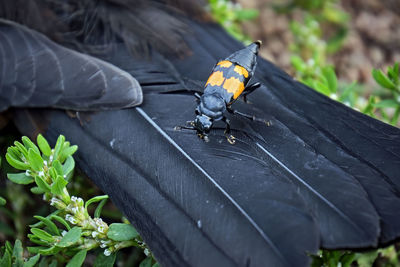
[92,231,99,238]
[62,230,67,236]
[43,160,48,166]
[94,218,103,224]
[50,197,59,206]
[97,226,106,233]
[25,170,31,176]
[71,196,77,202]
[77,197,84,205]
[144,248,150,256]
[38,171,44,177]
[104,249,111,256]
[71,207,78,214]
[65,214,77,224]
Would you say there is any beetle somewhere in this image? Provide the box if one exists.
[179,41,268,143]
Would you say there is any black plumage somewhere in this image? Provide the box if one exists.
[2,1,400,267]
[0,19,142,111]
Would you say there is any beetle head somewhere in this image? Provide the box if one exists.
[194,114,213,134]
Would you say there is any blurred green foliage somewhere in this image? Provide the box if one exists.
[368,63,400,125]
[208,0,259,43]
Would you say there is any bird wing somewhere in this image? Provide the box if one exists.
[0,19,142,111]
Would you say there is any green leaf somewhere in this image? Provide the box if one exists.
[322,67,337,93]
[37,134,51,157]
[7,146,22,159]
[13,141,28,159]
[26,247,46,254]
[53,135,65,161]
[66,250,87,267]
[48,167,58,182]
[30,187,44,195]
[50,215,71,230]
[372,69,396,90]
[51,175,68,196]
[57,227,82,248]
[235,9,259,20]
[23,254,40,267]
[5,152,29,170]
[7,173,34,185]
[30,211,61,228]
[38,246,62,256]
[63,156,75,179]
[5,241,13,254]
[0,250,11,267]
[12,240,24,267]
[94,199,108,218]
[312,80,331,96]
[107,223,139,241]
[52,160,63,176]
[34,176,51,194]
[393,62,399,85]
[31,228,55,243]
[22,136,40,155]
[33,216,60,236]
[139,257,152,267]
[372,99,399,108]
[60,145,78,163]
[340,252,356,267]
[391,106,400,125]
[85,195,108,211]
[0,196,6,206]
[152,263,160,267]
[48,259,58,267]
[290,55,306,72]
[93,251,117,267]
[28,149,44,172]
[28,235,48,246]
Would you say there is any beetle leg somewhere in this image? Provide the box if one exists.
[221,117,236,144]
[242,82,261,103]
[222,117,231,134]
[227,107,271,126]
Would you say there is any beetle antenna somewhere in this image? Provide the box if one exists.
[174,125,197,131]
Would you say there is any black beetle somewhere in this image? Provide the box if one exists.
[179,41,268,143]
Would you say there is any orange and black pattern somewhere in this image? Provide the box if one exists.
[204,60,250,104]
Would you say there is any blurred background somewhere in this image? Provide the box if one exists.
[209,0,400,126]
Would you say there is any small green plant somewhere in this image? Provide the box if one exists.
[0,240,40,267]
[275,0,348,53]
[208,0,259,43]
[310,250,355,267]
[1,134,155,266]
[367,62,400,125]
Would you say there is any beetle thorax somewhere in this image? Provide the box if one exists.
[197,94,226,120]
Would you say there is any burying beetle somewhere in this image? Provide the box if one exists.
[177,41,270,143]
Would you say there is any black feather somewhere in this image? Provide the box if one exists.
[0,19,142,111]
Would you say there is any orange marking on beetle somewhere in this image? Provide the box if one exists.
[217,60,233,68]
[206,71,225,87]
[223,77,245,99]
[234,65,249,78]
